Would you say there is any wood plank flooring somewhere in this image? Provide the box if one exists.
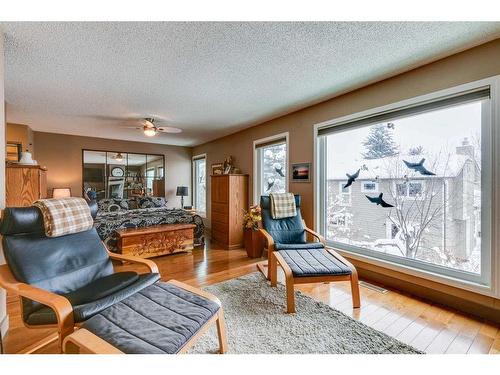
[3,240,500,354]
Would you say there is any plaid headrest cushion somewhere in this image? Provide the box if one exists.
[270,193,297,219]
[33,197,94,237]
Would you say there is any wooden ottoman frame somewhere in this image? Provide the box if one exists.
[63,280,228,354]
[259,220,361,314]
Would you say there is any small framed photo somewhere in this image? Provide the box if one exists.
[211,163,224,175]
[291,162,311,182]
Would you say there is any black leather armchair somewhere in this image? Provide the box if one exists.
[0,204,160,353]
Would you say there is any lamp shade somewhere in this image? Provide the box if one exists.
[52,188,71,198]
[176,186,188,197]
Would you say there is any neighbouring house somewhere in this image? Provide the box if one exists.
[327,138,481,273]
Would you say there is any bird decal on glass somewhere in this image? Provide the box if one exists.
[266,178,275,192]
[387,122,395,130]
[365,193,394,208]
[274,164,285,177]
[403,158,435,176]
[343,169,360,189]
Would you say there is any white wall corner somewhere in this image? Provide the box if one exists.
[0,28,8,338]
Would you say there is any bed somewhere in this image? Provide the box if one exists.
[94,206,205,252]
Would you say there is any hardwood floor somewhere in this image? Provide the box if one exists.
[3,240,500,354]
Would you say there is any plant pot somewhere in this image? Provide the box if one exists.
[244,228,264,258]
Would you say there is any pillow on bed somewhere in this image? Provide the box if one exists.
[137,197,167,209]
[97,198,130,213]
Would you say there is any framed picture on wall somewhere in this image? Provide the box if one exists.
[211,163,224,175]
[291,162,311,182]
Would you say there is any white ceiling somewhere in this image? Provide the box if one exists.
[2,22,500,147]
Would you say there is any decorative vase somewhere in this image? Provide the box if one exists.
[19,151,36,165]
[244,228,264,258]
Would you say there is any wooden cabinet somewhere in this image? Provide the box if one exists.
[6,164,48,207]
[211,174,248,250]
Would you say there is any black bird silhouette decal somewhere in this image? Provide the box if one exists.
[266,179,275,192]
[343,169,360,189]
[403,158,435,176]
[274,164,285,177]
[365,193,394,208]
[387,122,395,129]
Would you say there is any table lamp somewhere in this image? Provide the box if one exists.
[176,186,188,208]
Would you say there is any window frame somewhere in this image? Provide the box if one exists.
[192,154,207,217]
[313,75,500,298]
[253,132,289,205]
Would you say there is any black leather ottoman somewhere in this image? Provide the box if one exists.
[63,280,227,354]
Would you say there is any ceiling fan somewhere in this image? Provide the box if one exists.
[136,118,182,137]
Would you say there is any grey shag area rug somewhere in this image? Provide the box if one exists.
[190,272,422,354]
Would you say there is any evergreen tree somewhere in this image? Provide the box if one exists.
[362,124,399,159]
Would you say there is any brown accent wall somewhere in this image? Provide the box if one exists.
[194,38,500,230]
[33,132,192,208]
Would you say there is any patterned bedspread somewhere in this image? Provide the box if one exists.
[94,207,205,252]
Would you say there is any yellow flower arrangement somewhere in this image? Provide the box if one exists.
[242,205,262,231]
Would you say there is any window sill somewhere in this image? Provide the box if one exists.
[330,245,495,298]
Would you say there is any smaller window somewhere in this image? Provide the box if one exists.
[395,180,425,199]
[361,181,379,193]
[193,156,206,215]
[331,213,347,227]
[158,166,164,179]
[338,182,351,206]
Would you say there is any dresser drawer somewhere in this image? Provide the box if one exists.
[211,211,228,224]
[212,221,228,234]
[212,228,228,244]
[211,202,228,214]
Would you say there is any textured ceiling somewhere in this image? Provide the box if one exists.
[2,22,500,146]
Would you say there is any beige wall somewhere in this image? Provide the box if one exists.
[6,123,35,155]
[0,30,7,339]
[34,132,193,208]
[194,38,500,230]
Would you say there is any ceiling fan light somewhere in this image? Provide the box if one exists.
[114,152,123,161]
[144,128,156,137]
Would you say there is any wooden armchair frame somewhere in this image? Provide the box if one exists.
[258,220,360,313]
[0,249,158,353]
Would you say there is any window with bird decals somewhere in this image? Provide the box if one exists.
[318,88,491,285]
[255,138,287,201]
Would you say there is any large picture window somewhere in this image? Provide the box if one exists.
[192,155,206,215]
[254,134,288,203]
[318,85,492,286]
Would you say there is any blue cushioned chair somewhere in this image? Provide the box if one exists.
[259,195,360,313]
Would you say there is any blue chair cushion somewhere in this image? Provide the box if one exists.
[274,242,325,251]
[278,248,352,277]
[81,282,221,354]
[260,195,306,244]
[25,273,160,325]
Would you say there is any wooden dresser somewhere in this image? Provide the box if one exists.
[6,164,47,207]
[210,174,248,250]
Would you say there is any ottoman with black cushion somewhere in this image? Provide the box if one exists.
[63,281,227,354]
[277,247,352,277]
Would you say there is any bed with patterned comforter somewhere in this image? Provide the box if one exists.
[94,207,205,252]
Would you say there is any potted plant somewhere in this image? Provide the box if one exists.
[242,205,264,258]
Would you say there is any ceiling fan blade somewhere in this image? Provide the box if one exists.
[157,126,182,134]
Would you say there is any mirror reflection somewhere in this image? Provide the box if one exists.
[83,150,165,199]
